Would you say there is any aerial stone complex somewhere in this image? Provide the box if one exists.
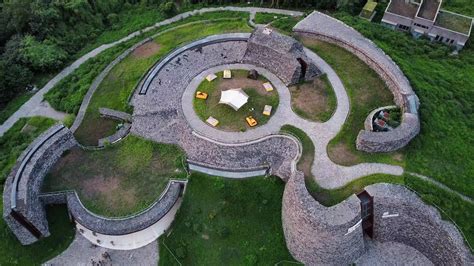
[2,11,472,265]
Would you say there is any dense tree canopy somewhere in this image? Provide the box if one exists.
[0,0,360,108]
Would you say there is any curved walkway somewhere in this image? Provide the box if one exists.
[0,7,302,137]
[182,63,292,143]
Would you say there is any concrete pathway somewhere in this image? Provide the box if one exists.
[0,7,302,137]
[44,232,158,266]
[182,63,292,143]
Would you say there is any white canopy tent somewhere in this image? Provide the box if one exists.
[219,88,249,111]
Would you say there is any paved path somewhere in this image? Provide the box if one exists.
[44,232,158,266]
[182,63,292,143]
[0,7,302,137]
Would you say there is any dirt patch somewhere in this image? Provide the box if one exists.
[218,77,266,95]
[83,175,121,196]
[329,143,360,165]
[290,78,329,119]
[132,41,160,59]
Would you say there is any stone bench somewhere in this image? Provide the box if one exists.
[98,123,131,147]
[99,107,132,122]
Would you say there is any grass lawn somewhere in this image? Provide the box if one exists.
[0,117,56,184]
[299,37,405,167]
[0,205,75,265]
[159,173,297,265]
[280,124,473,246]
[43,135,186,217]
[193,70,279,131]
[289,74,336,122]
[74,18,252,145]
[254,12,291,24]
[333,13,474,198]
[0,93,33,124]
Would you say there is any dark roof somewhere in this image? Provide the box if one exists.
[387,0,420,18]
[417,0,441,20]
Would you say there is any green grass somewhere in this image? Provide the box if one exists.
[435,10,472,35]
[254,12,290,24]
[270,16,303,35]
[333,13,474,198]
[441,0,474,17]
[43,135,186,217]
[0,205,75,265]
[299,37,405,167]
[289,74,336,122]
[193,70,279,131]
[74,18,252,145]
[0,116,56,184]
[159,173,297,265]
[0,93,33,124]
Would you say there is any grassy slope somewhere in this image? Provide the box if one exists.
[193,70,279,131]
[0,93,33,124]
[74,17,251,145]
[300,38,404,166]
[159,173,296,265]
[334,14,474,198]
[0,117,74,264]
[43,136,186,217]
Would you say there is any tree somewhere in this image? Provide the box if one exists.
[19,35,68,71]
[0,60,33,106]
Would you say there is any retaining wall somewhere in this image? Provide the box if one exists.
[365,183,473,264]
[282,172,365,265]
[2,124,77,245]
[294,11,420,152]
[67,181,184,235]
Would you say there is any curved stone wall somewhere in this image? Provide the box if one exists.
[67,181,184,235]
[357,113,420,152]
[293,11,420,152]
[282,172,365,265]
[2,124,77,245]
[365,183,473,264]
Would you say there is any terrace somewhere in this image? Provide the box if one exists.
[435,10,473,35]
[417,0,441,21]
[387,0,420,18]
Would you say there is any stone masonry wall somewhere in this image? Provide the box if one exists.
[365,184,473,264]
[356,113,420,152]
[2,124,77,245]
[282,172,365,265]
[294,12,420,152]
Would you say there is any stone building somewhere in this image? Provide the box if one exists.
[382,0,473,50]
[243,27,321,85]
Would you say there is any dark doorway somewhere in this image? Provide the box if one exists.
[357,191,374,238]
[297,58,307,82]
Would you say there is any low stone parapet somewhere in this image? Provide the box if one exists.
[356,113,420,152]
[67,180,184,235]
[99,107,132,122]
[98,123,131,147]
[2,124,77,245]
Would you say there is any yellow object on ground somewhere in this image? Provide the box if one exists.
[246,116,258,127]
[196,91,208,100]
[223,69,232,79]
[263,105,272,116]
[206,116,219,127]
[206,74,217,82]
[263,82,274,92]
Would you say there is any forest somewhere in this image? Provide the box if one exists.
[0,0,363,109]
